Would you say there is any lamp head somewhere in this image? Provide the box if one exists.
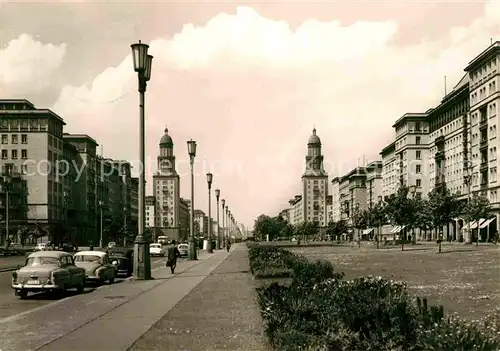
[187,139,197,157]
[206,172,213,185]
[215,189,220,198]
[221,199,225,207]
[144,55,153,81]
[130,40,149,73]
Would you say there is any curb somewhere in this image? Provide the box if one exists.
[0,267,19,273]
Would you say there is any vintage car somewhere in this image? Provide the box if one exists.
[150,243,165,257]
[73,251,117,284]
[12,251,86,299]
[177,243,189,257]
[107,247,134,277]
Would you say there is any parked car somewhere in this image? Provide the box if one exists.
[177,243,189,257]
[12,251,85,299]
[58,243,78,253]
[108,247,134,277]
[35,243,48,251]
[149,243,165,257]
[107,242,116,249]
[157,236,168,245]
[73,251,117,284]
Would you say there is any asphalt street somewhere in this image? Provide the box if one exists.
[0,255,175,320]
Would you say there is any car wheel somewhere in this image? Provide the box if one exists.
[76,278,85,293]
[16,290,28,299]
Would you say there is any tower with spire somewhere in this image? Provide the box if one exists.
[301,128,329,226]
[152,127,188,241]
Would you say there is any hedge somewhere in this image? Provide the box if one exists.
[250,246,500,350]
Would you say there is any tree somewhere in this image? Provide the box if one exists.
[367,202,387,248]
[351,207,369,241]
[427,183,462,244]
[413,197,433,241]
[280,222,294,240]
[465,192,491,244]
[253,214,282,241]
[293,221,318,241]
[384,186,419,250]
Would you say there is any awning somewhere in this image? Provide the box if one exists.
[469,219,486,230]
[362,228,374,235]
[393,225,406,234]
[479,218,495,229]
[390,226,401,233]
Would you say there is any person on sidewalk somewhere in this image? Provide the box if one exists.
[226,238,231,252]
[166,240,181,274]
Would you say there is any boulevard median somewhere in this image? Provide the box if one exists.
[249,245,500,350]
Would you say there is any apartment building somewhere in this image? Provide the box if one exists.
[145,195,155,229]
[366,161,383,208]
[288,195,303,226]
[301,128,329,226]
[392,113,430,197]
[278,207,291,222]
[179,198,190,241]
[130,177,139,232]
[380,142,397,199]
[326,195,333,224]
[330,178,342,222]
[193,209,208,236]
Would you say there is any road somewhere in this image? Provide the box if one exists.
[0,255,176,320]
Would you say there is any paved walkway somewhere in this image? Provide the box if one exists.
[0,244,269,351]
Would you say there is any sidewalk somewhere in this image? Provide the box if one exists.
[130,244,270,350]
[0,244,269,351]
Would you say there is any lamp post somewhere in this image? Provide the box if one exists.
[221,199,226,248]
[63,191,69,244]
[2,175,11,247]
[131,40,153,280]
[215,189,220,250]
[206,173,213,253]
[187,139,197,260]
[228,209,232,243]
[98,200,103,248]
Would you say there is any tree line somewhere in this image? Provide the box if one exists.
[254,184,493,246]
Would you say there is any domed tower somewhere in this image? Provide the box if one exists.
[153,127,182,241]
[302,128,328,227]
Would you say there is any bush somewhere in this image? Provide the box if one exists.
[248,246,297,278]
[251,247,500,350]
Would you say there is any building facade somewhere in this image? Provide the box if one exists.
[145,195,155,229]
[380,142,397,200]
[193,209,208,236]
[366,161,383,208]
[301,128,328,226]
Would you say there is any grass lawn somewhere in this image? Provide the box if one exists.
[289,243,500,320]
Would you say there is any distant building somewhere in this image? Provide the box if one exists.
[145,196,155,229]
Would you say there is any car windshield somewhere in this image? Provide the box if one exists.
[150,244,161,248]
[179,244,188,248]
[74,255,102,263]
[26,257,60,267]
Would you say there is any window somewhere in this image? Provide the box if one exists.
[21,164,27,174]
[11,135,17,144]
[416,150,421,160]
[21,134,27,143]
[1,135,7,144]
[1,150,6,159]
[11,150,17,159]
[416,165,421,173]
[21,149,27,159]
[416,136,421,145]
[416,179,421,187]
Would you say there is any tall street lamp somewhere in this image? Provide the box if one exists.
[98,200,103,248]
[215,189,220,250]
[123,206,127,247]
[2,174,11,247]
[206,173,213,253]
[227,208,231,243]
[187,139,197,260]
[131,40,153,280]
[221,199,226,248]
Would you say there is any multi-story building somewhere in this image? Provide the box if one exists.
[392,112,430,197]
[130,177,138,235]
[113,161,134,237]
[380,141,397,200]
[193,209,208,236]
[145,196,155,229]
[330,177,342,222]
[365,161,383,208]
[464,41,500,239]
[279,207,291,223]
[152,127,184,241]
[288,195,303,226]
[0,100,65,244]
[301,128,328,226]
[326,195,333,224]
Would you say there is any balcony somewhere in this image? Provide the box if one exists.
[435,151,444,161]
[480,138,488,150]
[480,118,488,129]
[435,135,444,146]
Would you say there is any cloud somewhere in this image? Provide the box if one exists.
[0,34,67,95]
[48,4,500,226]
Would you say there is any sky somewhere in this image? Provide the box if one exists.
[0,0,499,229]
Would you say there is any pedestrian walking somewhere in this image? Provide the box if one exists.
[226,238,231,252]
[166,240,181,274]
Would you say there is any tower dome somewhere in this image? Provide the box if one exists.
[308,128,321,145]
[159,127,173,148]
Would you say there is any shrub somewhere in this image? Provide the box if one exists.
[249,246,297,278]
[251,247,500,350]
